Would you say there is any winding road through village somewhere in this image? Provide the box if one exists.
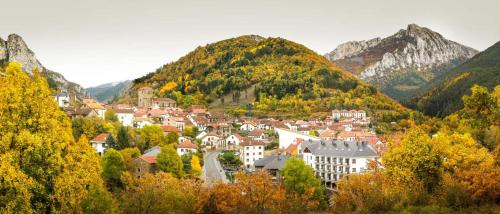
[202,151,229,186]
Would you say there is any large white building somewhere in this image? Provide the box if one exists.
[332,109,367,120]
[275,128,320,149]
[239,140,265,169]
[299,139,378,190]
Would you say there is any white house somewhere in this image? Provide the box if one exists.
[54,93,70,108]
[196,131,208,140]
[115,109,134,126]
[275,128,320,149]
[240,122,256,132]
[89,133,110,156]
[225,134,243,146]
[201,132,222,149]
[239,139,265,169]
[247,129,266,141]
[86,102,107,119]
[133,117,153,128]
[176,141,198,156]
[300,139,378,190]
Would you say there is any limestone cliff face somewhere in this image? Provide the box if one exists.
[0,34,86,97]
[4,34,43,74]
[325,37,381,61]
[325,24,478,100]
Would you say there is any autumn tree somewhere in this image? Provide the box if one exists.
[166,131,179,144]
[207,171,286,213]
[119,172,205,214]
[72,116,110,141]
[53,136,118,212]
[0,153,34,213]
[0,62,108,212]
[160,81,178,95]
[102,148,126,189]
[105,109,119,122]
[383,128,443,193]
[458,85,499,149]
[119,147,141,171]
[116,125,131,149]
[139,125,166,150]
[191,155,202,176]
[282,157,327,210]
[156,145,184,177]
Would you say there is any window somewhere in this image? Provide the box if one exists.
[259,152,261,155]
[246,153,249,156]
[258,146,261,149]
[137,168,140,172]
[352,159,356,164]
[352,168,356,173]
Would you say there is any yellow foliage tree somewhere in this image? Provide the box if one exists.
[160,81,178,95]
[190,155,202,176]
[0,62,111,212]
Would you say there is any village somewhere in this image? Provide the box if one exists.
[54,86,385,190]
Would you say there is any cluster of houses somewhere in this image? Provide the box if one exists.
[254,110,383,189]
[60,86,384,188]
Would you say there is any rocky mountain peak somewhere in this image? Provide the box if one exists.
[0,33,86,98]
[325,24,479,100]
[4,34,43,74]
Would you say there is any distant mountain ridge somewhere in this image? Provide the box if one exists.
[408,41,500,117]
[87,80,132,103]
[0,34,86,98]
[325,24,478,100]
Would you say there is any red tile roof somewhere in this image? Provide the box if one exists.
[161,125,181,133]
[140,156,157,164]
[247,129,264,137]
[177,141,198,149]
[148,109,167,116]
[91,133,109,143]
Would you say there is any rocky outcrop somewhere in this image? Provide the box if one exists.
[5,34,43,74]
[0,34,86,98]
[325,37,381,61]
[325,24,478,100]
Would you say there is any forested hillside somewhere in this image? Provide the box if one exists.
[409,41,500,117]
[120,35,420,131]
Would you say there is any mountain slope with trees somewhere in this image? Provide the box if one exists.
[120,35,420,130]
[409,41,500,117]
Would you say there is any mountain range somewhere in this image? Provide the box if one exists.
[86,80,132,103]
[0,34,86,98]
[325,24,478,101]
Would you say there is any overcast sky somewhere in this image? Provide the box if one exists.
[1,0,499,87]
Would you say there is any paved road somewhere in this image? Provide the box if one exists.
[202,151,229,186]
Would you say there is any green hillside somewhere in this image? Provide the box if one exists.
[120,35,419,130]
[409,41,500,117]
